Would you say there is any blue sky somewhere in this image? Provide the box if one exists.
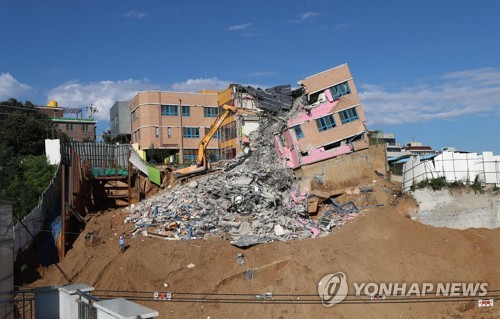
[1,0,499,153]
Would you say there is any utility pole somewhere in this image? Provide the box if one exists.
[87,103,98,119]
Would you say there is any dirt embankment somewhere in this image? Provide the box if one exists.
[27,176,500,318]
[411,188,500,229]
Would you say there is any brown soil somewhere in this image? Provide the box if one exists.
[25,173,500,318]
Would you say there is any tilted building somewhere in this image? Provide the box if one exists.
[274,64,368,168]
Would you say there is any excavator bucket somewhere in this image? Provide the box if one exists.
[172,165,208,179]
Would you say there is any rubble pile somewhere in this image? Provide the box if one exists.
[124,117,359,247]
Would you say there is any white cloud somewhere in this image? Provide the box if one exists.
[289,12,319,23]
[359,68,500,126]
[226,23,252,31]
[123,9,147,18]
[170,77,231,92]
[0,73,32,100]
[48,78,154,121]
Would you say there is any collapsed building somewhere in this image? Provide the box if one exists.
[127,64,368,169]
[123,64,374,247]
[274,64,368,169]
[216,63,368,169]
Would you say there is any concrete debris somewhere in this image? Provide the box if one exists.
[274,224,285,236]
[244,269,254,280]
[236,253,245,265]
[124,112,363,247]
[317,201,360,232]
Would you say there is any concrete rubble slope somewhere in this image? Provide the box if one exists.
[125,116,360,247]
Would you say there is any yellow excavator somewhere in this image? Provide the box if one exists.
[173,104,260,178]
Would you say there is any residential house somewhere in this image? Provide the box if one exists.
[402,141,436,156]
[36,100,97,142]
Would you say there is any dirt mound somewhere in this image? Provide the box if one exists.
[27,175,500,318]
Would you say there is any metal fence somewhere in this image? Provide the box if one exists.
[402,152,500,192]
[4,289,35,319]
[61,142,131,168]
[77,290,99,319]
[12,164,62,260]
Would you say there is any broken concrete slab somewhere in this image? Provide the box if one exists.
[274,224,285,236]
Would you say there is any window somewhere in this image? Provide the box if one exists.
[66,124,74,131]
[292,125,304,139]
[316,114,336,132]
[220,121,236,142]
[132,109,139,121]
[204,107,218,118]
[167,127,172,138]
[155,127,159,138]
[339,107,359,124]
[183,149,197,163]
[161,105,178,116]
[183,127,200,138]
[205,127,219,138]
[329,81,351,100]
[83,124,89,132]
[182,105,190,116]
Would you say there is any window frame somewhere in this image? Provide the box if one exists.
[161,105,178,116]
[182,105,190,117]
[316,114,336,132]
[292,125,305,139]
[183,127,200,138]
[329,81,351,100]
[203,107,219,118]
[339,107,359,124]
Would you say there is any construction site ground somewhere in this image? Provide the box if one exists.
[27,173,500,318]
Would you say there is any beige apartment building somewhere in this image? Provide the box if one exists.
[130,90,220,163]
[275,64,368,168]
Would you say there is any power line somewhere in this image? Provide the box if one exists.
[91,293,500,305]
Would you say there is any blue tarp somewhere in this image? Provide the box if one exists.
[50,215,62,242]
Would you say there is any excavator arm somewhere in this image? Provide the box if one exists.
[195,104,238,168]
[173,104,258,178]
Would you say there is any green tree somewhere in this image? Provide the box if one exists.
[0,99,61,220]
[102,129,113,144]
[101,130,129,144]
[0,99,55,156]
[5,155,57,221]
